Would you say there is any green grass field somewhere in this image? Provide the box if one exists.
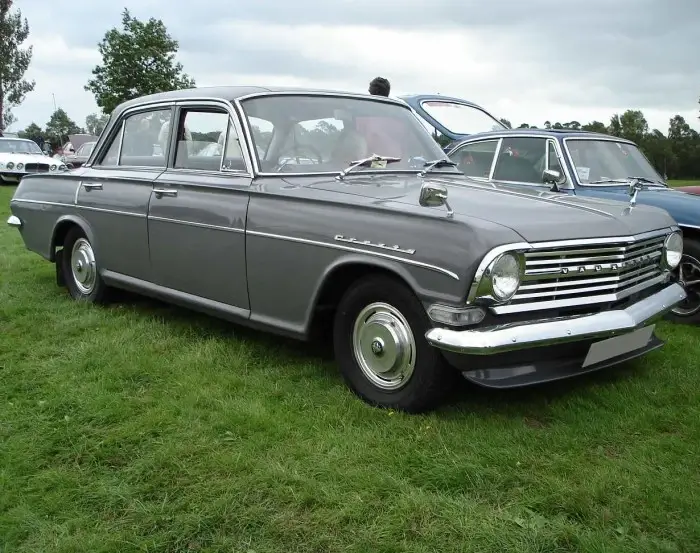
[1,185,699,553]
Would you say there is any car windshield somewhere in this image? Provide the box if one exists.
[420,100,508,136]
[239,94,455,174]
[564,139,664,186]
[0,138,43,154]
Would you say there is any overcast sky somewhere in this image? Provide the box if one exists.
[10,0,700,134]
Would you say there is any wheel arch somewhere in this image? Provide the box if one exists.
[306,254,441,339]
[50,215,97,262]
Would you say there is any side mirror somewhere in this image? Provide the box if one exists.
[542,169,566,191]
[419,182,454,219]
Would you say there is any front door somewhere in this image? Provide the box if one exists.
[76,106,173,281]
[147,103,252,314]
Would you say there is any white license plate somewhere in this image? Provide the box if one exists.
[582,325,655,368]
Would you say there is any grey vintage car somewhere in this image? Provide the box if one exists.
[6,86,688,412]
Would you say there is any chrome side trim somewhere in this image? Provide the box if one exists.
[148,216,245,233]
[247,229,459,280]
[7,215,22,228]
[427,283,686,355]
[334,234,416,255]
[678,224,700,231]
[10,198,145,218]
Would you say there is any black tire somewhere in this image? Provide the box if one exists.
[332,274,453,413]
[60,226,109,303]
[667,237,700,324]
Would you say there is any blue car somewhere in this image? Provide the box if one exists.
[401,93,700,323]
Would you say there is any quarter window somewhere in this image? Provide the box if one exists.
[547,140,564,173]
[449,140,499,179]
[173,109,246,172]
[97,108,171,167]
[492,137,547,184]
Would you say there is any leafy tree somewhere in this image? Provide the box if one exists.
[17,121,43,138]
[85,8,195,114]
[0,0,35,132]
[582,121,608,133]
[44,108,83,146]
[499,118,512,128]
[85,112,109,136]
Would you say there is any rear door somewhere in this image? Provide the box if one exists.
[76,105,173,281]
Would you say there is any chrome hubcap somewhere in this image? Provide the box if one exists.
[71,238,96,294]
[352,302,416,391]
[673,254,700,317]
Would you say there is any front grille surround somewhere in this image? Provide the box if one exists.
[473,228,677,315]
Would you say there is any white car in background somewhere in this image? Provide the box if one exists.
[0,137,68,185]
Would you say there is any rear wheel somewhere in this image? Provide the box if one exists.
[668,237,700,324]
[60,227,109,303]
[332,274,452,413]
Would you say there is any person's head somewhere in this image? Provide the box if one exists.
[368,77,391,97]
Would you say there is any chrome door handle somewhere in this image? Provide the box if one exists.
[153,188,177,198]
[82,182,103,190]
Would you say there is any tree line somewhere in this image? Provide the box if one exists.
[2,3,699,179]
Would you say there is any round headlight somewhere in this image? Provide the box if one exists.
[16,163,24,170]
[50,164,57,171]
[664,232,683,269]
[490,253,521,300]
[7,162,14,170]
[59,164,67,170]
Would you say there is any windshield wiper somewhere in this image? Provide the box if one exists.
[588,176,665,186]
[336,154,401,180]
[418,158,458,177]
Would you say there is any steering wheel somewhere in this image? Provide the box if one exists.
[274,143,324,172]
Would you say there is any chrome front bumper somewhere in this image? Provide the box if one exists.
[425,283,686,355]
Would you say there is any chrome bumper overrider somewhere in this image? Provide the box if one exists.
[7,215,22,228]
[425,283,686,355]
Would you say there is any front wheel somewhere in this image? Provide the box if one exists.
[667,237,700,324]
[332,275,452,413]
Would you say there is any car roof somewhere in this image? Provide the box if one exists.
[115,85,407,113]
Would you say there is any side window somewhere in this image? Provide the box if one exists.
[174,109,244,172]
[97,109,171,167]
[449,140,499,179]
[492,137,547,184]
[547,140,564,173]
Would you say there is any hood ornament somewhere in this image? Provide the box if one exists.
[628,178,644,208]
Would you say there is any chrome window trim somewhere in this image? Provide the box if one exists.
[246,229,459,280]
[561,136,665,188]
[488,135,575,189]
[417,98,508,136]
[446,137,501,181]
[172,99,254,177]
[89,102,174,168]
[232,91,457,178]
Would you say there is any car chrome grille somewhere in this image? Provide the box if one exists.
[24,163,50,172]
[497,231,670,314]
